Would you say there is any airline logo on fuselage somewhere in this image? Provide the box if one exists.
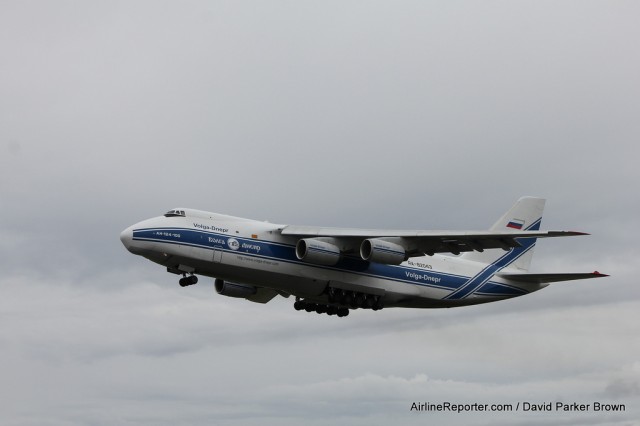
[193,223,229,233]
[227,238,240,250]
[208,236,226,245]
[405,271,442,284]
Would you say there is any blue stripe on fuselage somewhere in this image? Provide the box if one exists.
[443,218,541,300]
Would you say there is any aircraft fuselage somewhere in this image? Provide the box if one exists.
[120,209,543,311]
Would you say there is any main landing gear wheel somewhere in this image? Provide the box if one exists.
[179,274,198,287]
[293,298,350,318]
[337,307,349,317]
[326,287,384,311]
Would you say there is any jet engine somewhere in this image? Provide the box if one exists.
[360,238,406,265]
[215,278,257,298]
[295,238,340,266]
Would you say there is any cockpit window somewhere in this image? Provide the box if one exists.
[164,209,186,217]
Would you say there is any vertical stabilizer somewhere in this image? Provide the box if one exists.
[462,197,545,271]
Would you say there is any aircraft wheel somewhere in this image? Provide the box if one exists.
[343,294,353,306]
[364,297,375,309]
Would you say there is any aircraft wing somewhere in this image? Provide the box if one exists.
[280,226,587,256]
[497,272,609,283]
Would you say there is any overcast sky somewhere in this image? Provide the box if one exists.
[1,1,639,425]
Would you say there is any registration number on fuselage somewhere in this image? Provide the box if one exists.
[407,260,433,270]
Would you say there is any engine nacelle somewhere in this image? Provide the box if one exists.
[295,238,340,266]
[360,239,406,265]
[215,279,257,298]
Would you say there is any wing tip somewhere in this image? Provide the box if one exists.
[547,230,591,237]
[571,231,591,236]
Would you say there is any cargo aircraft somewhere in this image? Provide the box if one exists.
[120,197,606,317]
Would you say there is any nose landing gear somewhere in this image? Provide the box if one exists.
[179,274,198,287]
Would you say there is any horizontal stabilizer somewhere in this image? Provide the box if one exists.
[497,271,609,284]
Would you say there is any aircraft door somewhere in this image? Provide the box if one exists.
[212,247,223,263]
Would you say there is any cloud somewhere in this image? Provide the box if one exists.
[604,363,640,399]
[1,271,638,425]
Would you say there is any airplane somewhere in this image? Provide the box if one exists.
[119,197,607,318]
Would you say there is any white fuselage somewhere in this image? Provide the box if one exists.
[120,209,545,309]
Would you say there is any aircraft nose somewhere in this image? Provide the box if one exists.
[120,226,133,250]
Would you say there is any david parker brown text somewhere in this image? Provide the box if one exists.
[410,401,626,413]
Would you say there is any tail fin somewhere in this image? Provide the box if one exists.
[462,197,545,271]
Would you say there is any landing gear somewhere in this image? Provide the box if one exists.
[293,288,385,318]
[179,274,198,287]
[293,287,384,317]
[328,288,384,310]
[337,307,349,317]
[293,297,350,318]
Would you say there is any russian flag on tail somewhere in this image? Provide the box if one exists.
[507,219,525,230]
